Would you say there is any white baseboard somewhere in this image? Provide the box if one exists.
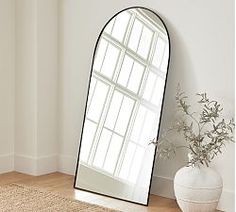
[0,153,14,174]
[217,189,235,212]
[36,155,58,175]
[14,154,58,176]
[58,155,77,175]
[14,154,36,175]
[150,175,175,199]
[150,175,234,212]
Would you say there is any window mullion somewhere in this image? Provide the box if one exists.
[86,80,98,115]
[113,99,138,176]
[135,25,144,53]
[115,100,140,176]
[135,9,167,37]
[88,85,114,165]
[86,117,97,125]
[103,33,150,68]
[149,66,166,79]
[103,96,125,172]
[125,60,135,88]
[112,48,126,83]
[93,72,160,112]
[110,17,117,35]
[99,41,109,72]
[111,95,125,132]
[148,32,159,66]
[137,31,157,98]
[123,13,136,46]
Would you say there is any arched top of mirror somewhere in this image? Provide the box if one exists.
[94,7,170,79]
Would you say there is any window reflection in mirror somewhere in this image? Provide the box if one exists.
[75,7,170,205]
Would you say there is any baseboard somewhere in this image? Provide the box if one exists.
[150,175,234,211]
[0,153,14,174]
[58,155,77,175]
[217,189,235,212]
[14,154,58,176]
[36,155,58,175]
[150,175,175,199]
[14,154,36,175]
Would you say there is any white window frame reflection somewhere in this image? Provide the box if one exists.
[80,9,169,185]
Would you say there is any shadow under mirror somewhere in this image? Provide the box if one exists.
[74,7,170,205]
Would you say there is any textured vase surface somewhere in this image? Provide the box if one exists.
[174,166,223,212]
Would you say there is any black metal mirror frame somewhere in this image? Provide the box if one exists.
[74,6,171,206]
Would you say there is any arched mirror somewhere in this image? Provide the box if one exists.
[74,7,170,205]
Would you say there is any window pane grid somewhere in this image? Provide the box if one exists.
[101,33,167,98]
[102,13,168,71]
[152,35,167,69]
[102,33,150,70]
[122,57,134,88]
[123,12,136,46]
[105,12,132,44]
[111,97,136,174]
[104,17,115,35]
[92,71,161,113]
[105,98,136,175]
[101,44,121,79]
[101,32,167,79]
[88,88,135,174]
[137,26,152,58]
[118,140,146,183]
[87,81,110,123]
[103,126,126,138]
[114,100,140,177]
[105,93,124,131]
[87,82,115,165]
[82,9,169,181]
[100,131,115,169]
[135,9,167,37]
[92,129,111,168]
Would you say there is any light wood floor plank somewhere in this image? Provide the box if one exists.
[0,172,180,212]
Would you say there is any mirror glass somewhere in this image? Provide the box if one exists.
[74,7,170,205]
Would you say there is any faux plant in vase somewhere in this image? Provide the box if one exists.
[151,85,235,212]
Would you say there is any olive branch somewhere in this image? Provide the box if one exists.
[151,85,235,167]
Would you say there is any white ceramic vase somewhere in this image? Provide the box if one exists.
[174,163,223,212]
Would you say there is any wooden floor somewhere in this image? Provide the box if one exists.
[0,172,180,212]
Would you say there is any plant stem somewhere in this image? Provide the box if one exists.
[188,112,201,135]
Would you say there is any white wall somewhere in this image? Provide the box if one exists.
[15,0,58,175]
[58,0,84,173]
[36,0,58,172]
[58,0,235,211]
[15,0,38,161]
[0,0,15,173]
[0,0,59,175]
